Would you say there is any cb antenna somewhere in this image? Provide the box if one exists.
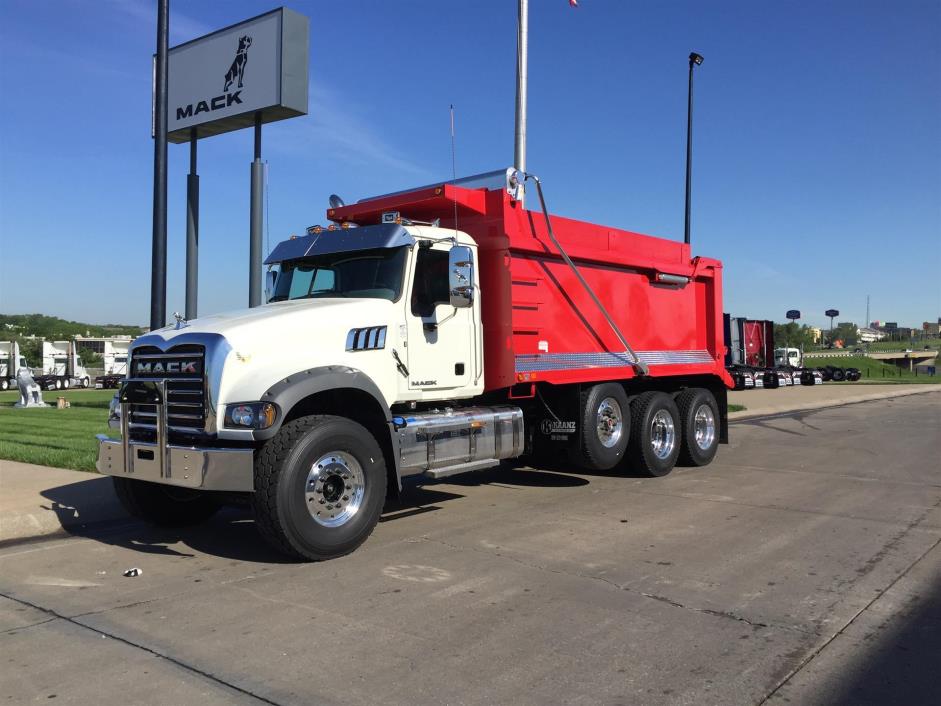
[450,104,458,233]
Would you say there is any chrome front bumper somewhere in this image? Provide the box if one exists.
[95,435,254,491]
[96,378,253,492]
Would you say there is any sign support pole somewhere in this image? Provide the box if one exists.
[150,0,169,330]
[249,112,264,308]
[185,127,199,320]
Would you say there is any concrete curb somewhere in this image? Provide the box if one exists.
[728,385,940,421]
[0,461,128,546]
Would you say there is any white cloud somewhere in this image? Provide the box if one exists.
[269,80,433,178]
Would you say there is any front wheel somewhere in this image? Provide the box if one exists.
[81,377,90,388]
[63,378,71,389]
[0,379,8,391]
[252,415,387,561]
[112,478,220,526]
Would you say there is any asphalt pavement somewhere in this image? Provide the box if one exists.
[1,390,939,705]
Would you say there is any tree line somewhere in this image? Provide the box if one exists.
[1,314,142,367]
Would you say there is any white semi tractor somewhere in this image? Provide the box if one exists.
[34,340,90,390]
[0,341,29,391]
[774,347,802,367]
[96,339,132,389]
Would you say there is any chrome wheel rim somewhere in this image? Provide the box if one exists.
[596,397,623,449]
[694,404,716,451]
[305,452,365,528]
[650,409,676,460]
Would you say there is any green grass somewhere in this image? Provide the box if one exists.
[0,389,114,471]
[802,355,941,384]
[865,340,940,352]
[728,404,746,413]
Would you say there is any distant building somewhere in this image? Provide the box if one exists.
[858,327,885,343]
[871,320,884,329]
[884,322,899,331]
[807,326,822,343]
[924,322,941,337]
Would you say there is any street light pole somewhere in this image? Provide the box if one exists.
[684,52,703,246]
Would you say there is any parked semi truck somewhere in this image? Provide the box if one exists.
[96,339,131,389]
[96,170,734,561]
[0,341,28,391]
[725,315,861,388]
[35,340,90,390]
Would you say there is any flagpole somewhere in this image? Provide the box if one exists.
[514,0,529,204]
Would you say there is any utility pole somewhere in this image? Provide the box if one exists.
[150,0,169,330]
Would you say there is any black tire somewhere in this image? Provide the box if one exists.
[578,383,630,470]
[626,391,681,477]
[54,379,62,390]
[82,377,90,388]
[63,378,71,389]
[0,379,8,391]
[675,388,720,467]
[831,367,845,382]
[252,415,387,561]
[112,477,220,527]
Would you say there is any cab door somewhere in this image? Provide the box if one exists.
[404,244,474,392]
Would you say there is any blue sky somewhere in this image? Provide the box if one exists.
[0,0,938,330]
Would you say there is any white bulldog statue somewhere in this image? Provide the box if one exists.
[14,368,47,408]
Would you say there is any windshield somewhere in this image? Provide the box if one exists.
[270,247,409,303]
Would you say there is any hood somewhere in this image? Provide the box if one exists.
[146,298,396,349]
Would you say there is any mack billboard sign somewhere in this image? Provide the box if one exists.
[157,7,309,143]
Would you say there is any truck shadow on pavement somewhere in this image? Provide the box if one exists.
[809,565,941,705]
[35,468,588,563]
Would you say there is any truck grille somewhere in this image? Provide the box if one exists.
[127,345,206,435]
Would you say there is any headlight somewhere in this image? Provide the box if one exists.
[224,402,278,430]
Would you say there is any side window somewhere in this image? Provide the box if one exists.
[411,248,450,317]
[287,265,314,299]
[311,268,335,293]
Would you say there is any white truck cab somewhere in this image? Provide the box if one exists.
[96,222,518,560]
[774,347,802,368]
[0,341,28,391]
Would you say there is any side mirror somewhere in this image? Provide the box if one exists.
[265,269,278,302]
[448,246,474,308]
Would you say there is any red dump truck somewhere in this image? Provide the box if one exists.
[97,170,734,560]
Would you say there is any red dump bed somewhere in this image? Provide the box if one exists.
[329,183,733,393]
